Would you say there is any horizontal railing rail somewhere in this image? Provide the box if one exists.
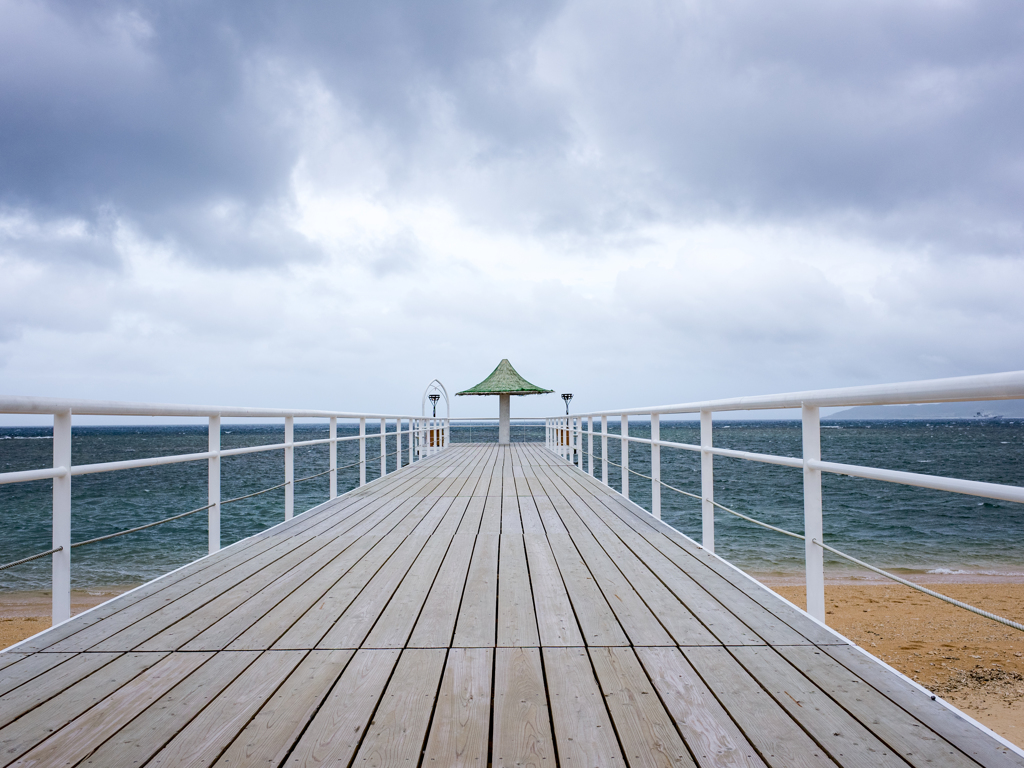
[0,397,452,623]
[568,369,1024,417]
[544,369,1024,627]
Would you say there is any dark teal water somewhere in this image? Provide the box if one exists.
[1,420,1022,591]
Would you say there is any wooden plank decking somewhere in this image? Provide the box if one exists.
[0,444,1020,767]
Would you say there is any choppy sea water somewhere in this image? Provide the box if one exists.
[1,420,1022,592]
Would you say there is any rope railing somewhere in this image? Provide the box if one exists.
[0,547,63,572]
[578,447,1024,633]
[0,450,410,573]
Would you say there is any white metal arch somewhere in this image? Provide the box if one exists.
[421,379,450,418]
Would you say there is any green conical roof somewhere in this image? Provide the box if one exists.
[456,359,553,396]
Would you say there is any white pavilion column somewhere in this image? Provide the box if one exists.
[498,393,511,444]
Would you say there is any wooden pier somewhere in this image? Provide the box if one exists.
[0,444,1020,767]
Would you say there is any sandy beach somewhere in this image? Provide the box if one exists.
[2,578,1022,750]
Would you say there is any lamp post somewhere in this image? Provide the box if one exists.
[561,394,573,461]
[428,393,440,417]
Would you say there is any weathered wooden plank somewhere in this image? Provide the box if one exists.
[501,492,523,536]
[534,495,629,646]
[436,449,488,497]
[24,451,452,655]
[0,653,77,698]
[636,647,767,768]
[315,498,456,649]
[179,493,422,651]
[422,647,492,766]
[776,645,979,768]
[10,652,209,768]
[564,478,794,646]
[543,647,625,766]
[284,648,400,767]
[590,646,697,768]
[407,500,485,648]
[360,497,470,648]
[271,497,442,650]
[351,648,447,767]
[0,655,33,676]
[537,477,674,646]
[227,495,430,651]
[683,646,837,768]
[567,467,838,646]
[542,470,718,646]
[144,650,305,767]
[452,533,499,648]
[15,536,288,654]
[0,652,165,764]
[0,652,121,730]
[497,530,540,647]
[820,644,1024,768]
[478,494,502,536]
[542,465,784,647]
[729,645,907,768]
[571,468,839,646]
[79,650,259,767]
[212,649,353,767]
[56,527,351,654]
[492,647,554,768]
[135,531,357,652]
[519,496,585,647]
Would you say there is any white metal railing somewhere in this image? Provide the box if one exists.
[544,370,1024,626]
[448,418,546,443]
[0,396,451,623]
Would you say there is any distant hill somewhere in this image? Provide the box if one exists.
[827,400,1024,420]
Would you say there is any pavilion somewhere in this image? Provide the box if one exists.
[456,359,553,444]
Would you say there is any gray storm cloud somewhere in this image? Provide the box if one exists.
[1,0,1022,414]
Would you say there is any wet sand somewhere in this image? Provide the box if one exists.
[2,580,1022,750]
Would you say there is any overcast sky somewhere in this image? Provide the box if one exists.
[2,0,1023,421]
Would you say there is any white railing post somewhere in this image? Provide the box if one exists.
[52,409,71,625]
[620,415,629,499]
[284,416,294,520]
[208,415,221,554]
[409,419,414,464]
[651,413,660,519]
[700,410,714,552]
[380,418,386,478]
[579,418,584,469]
[445,418,450,449]
[396,418,402,469]
[329,417,337,499]
[573,417,579,466]
[588,416,594,476]
[803,404,826,621]
[359,417,366,485]
[601,415,608,485]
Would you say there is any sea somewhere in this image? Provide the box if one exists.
[1,419,1022,593]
